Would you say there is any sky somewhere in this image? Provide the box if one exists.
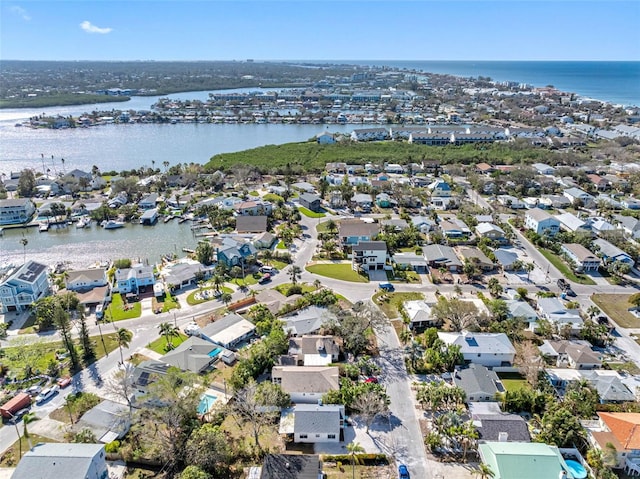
[1,1,639,62]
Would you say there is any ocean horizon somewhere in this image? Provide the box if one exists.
[312,60,640,107]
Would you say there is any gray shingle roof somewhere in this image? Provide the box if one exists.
[12,443,105,479]
[293,404,343,434]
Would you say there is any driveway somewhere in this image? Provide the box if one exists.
[368,269,388,282]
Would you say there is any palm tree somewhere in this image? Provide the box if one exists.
[524,262,534,281]
[221,292,233,308]
[399,329,412,345]
[475,463,495,479]
[289,265,302,286]
[116,328,133,364]
[213,274,224,292]
[313,279,322,290]
[325,219,337,235]
[163,160,170,173]
[22,411,38,451]
[20,236,28,264]
[262,249,273,266]
[346,441,365,479]
[158,322,179,351]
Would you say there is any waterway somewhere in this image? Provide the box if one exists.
[0,219,201,270]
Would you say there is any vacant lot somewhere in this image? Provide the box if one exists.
[374,291,424,320]
[306,264,369,283]
[591,293,640,329]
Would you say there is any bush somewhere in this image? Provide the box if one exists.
[286,285,303,296]
[105,440,120,453]
[322,454,388,465]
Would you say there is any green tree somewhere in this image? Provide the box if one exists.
[54,303,79,370]
[487,278,503,298]
[185,424,230,476]
[158,322,179,351]
[195,241,214,266]
[288,265,302,285]
[22,412,39,450]
[77,304,95,364]
[475,463,495,478]
[116,328,133,364]
[17,170,36,197]
[431,296,479,331]
[346,441,365,479]
[178,466,211,479]
[535,403,587,448]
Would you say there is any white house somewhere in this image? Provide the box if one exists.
[280,404,345,444]
[555,212,592,233]
[532,163,556,175]
[438,332,516,367]
[351,240,387,271]
[0,261,50,313]
[11,443,108,479]
[524,208,560,236]
[428,179,452,197]
[0,198,36,225]
[65,268,108,292]
[561,243,601,272]
[536,297,583,332]
[198,313,256,350]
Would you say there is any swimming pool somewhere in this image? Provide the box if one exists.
[197,392,218,415]
[564,459,587,479]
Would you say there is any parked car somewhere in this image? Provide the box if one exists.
[25,385,42,397]
[398,464,410,479]
[258,273,271,284]
[183,322,200,336]
[364,377,379,384]
[8,407,31,424]
[35,385,59,405]
[56,376,72,389]
[379,282,395,292]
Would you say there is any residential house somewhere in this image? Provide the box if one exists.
[561,243,601,272]
[375,193,392,208]
[161,336,223,373]
[236,215,268,234]
[497,195,526,209]
[616,214,640,239]
[287,335,340,366]
[351,241,387,272]
[132,359,171,396]
[198,313,256,350]
[564,187,595,208]
[258,454,323,479]
[428,179,452,197]
[138,193,159,210]
[590,217,616,235]
[326,162,347,174]
[593,238,634,265]
[524,208,560,236]
[253,231,277,250]
[411,216,436,234]
[338,219,380,246]
[391,253,428,274]
[422,244,463,272]
[456,246,494,271]
[494,249,519,271]
[547,369,634,404]
[473,413,531,442]
[439,332,516,367]
[0,261,50,313]
[622,198,640,210]
[539,340,602,369]
[539,194,572,209]
[475,223,507,243]
[0,198,36,225]
[11,443,108,479]
[114,263,155,294]
[381,218,409,231]
[271,366,340,404]
[65,268,108,292]
[556,212,592,233]
[234,200,273,216]
[292,182,316,194]
[587,413,640,471]
[478,442,581,479]
[299,193,322,213]
[76,399,131,443]
[532,163,556,175]
[403,300,437,332]
[279,404,345,444]
[536,297,583,332]
[216,238,257,268]
[476,162,496,175]
[283,306,338,337]
[505,300,539,330]
[161,261,213,291]
[587,174,610,191]
[352,193,373,212]
[440,218,472,239]
[453,364,505,402]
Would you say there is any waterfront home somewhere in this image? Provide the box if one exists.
[279,404,345,444]
[439,332,516,367]
[316,132,337,144]
[138,193,159,210]
[234,200,273,216]
[65,268,108,292]
[11,443,108,479]
[198,313,256,350]
[524,208,560,236]
[215,238,257,268]
[0,261,51,313]
[271,366,340,404]
[139,208,159,225]
[161,261,213,291]
[0,198,36,225]
[114,263,155,294]
[236,215,268,233]
[453,364,504,402]
[350,127,391,142]
[338,219,380,246]
[299,193,322,212]
[161,336,222,373]
[351,240,387,272]
[593,238,634,265]
[560,243,601,272]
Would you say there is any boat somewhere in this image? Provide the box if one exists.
[101,220,125,229]
[76,217,91,229]
[38,222,49,232]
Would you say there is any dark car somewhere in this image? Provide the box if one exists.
[564,288,577,297]
[398,464,410,479]
[379,282,395,292]
[8,407,31,424]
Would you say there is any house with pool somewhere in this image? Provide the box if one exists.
[161,336,224,374]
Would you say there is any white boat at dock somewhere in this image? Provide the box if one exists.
[76,217,91,229]
[101,220,126,229]
[38,222,49,232]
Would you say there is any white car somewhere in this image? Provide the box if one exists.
[183,322,200,336]
[35,385,59,404]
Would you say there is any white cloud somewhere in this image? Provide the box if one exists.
[80,21,113,34]
[10,6,31,21]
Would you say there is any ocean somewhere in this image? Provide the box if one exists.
[340,60,640,107]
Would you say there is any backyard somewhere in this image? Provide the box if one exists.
[591,293,640,329]
[306,264,369,283]
[497,372,530,392]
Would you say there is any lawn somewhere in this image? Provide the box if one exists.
[186,286,233,306]
[231,274,258,286]
[539,249,596,285]
[0,434,58,466]
[306,264,369,283]
[298,206,326,218]
[591,293,640,329]
[373,291,424,319]
[271,259,289,271]
[147,332,189,355]
[275,283,317,296]
[158,292,180,313]
[497,372,530,392]
[276,240,287,250]
[104,293,142,321]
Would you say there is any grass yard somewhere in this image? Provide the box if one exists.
[0,434,58,466]
[271,259,289,270]
[231,274,258,286]
[277,240,287,250]
[275,283,317,295]
[104,293,142,321]
[159,292,180,313]
[373,291,424,319]
[498,372,530,392]
[606,361,640,376]
[298,206,326,218]
[306,264,369,283]
[591,293,640,329]
[147,332,189,355]
[186,286,233,306]
[539,249,596,285]
[18,314,38,334]
[49,391,101,424]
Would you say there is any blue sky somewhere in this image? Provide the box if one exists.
[1,1,639,61]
